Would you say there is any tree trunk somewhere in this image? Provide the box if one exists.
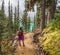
[40,0,45,32]
[0,25,3,55]
[52,0,56,18]
[47,5,52,24]
[47,0,56,24]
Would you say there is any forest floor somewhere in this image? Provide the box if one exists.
[12,32,41,55]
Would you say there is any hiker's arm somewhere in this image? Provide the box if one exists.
[15,36,18,40]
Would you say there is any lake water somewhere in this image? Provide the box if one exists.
[19,22,34,32]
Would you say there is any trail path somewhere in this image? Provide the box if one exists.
[13,33,40,55]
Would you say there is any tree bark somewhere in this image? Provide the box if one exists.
[47,0,56,24]
[40,0,45,32]
[47,5,52,24]
[0,24,3,55]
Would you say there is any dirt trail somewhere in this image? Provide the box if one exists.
[14,33,39,55]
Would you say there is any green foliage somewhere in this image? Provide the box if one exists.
[46,13,60,31]
[13,7,19,33]
[0,10,10,55]
[0,10,8,37]
[27,17,31,32]
[22,10,28,32]
[40,13,60,55]
[0,3,14,54]
[41,31,60,55]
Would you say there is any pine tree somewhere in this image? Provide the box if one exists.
[1,0,5,19]
[8,0,10,30]
[10,4,13,32]
[0,9,5,54]
[22,9,28,32]
[40,0,45,31]
[36,3,40,28]
[0,10,3,55]
[8,0,13,34]
[46,0,57,24]
[25,0,57,32]
[15,0,20,30]
[17,0,19,20]
[0,10,8,55]
[34,15,38,29]
[25,0,45,32]
[27,16,31,32]
[14,7,18,33]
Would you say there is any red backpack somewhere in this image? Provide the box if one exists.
[18,31,23,36]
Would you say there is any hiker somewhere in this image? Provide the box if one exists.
[17,27,25,47]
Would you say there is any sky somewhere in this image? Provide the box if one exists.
[57,0,60,7]
[0,0,60,19]
[0,0,36,19]
[0,0,26,17]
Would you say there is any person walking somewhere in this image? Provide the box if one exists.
[17,27,25,47]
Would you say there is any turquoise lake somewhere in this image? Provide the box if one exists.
[19,22,34,31]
